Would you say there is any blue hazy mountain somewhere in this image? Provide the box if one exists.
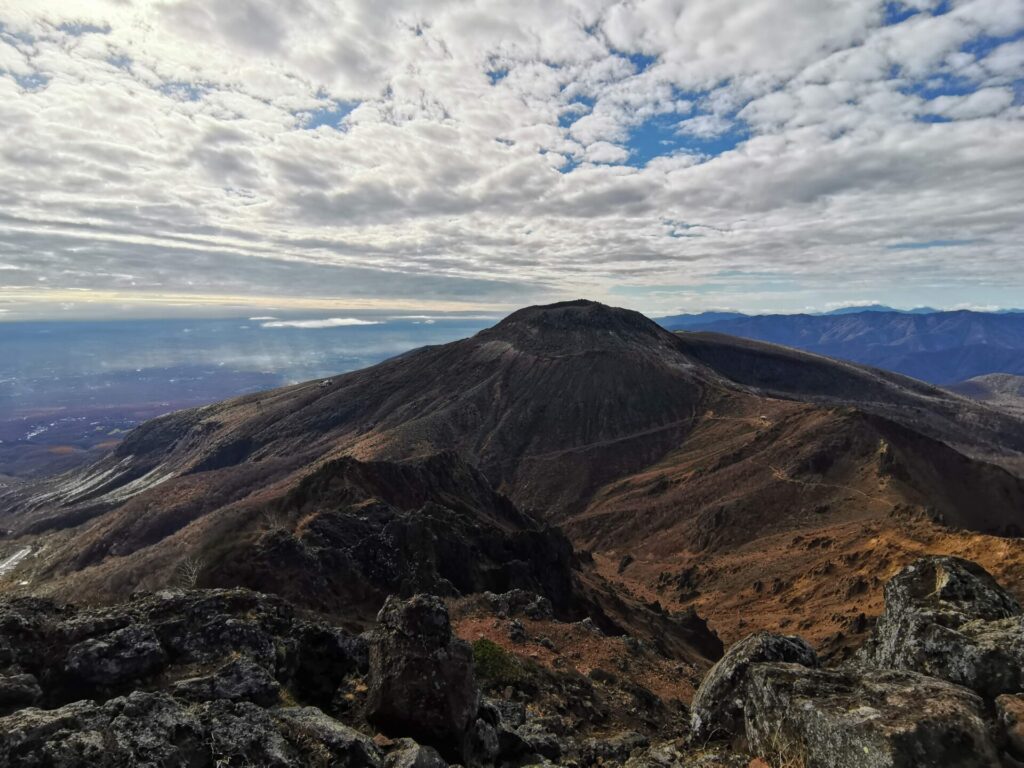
[673,310,1024,385]
[822,304,938,315]
[654,311,749,329]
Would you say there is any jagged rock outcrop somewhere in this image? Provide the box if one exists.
[860,556,1024,698]
[744,663,1000,768]
[0,588,366,711]
[0,691,383,768]
[690,631,818,740]
[684,556,1024,767]
[367,595,479,762]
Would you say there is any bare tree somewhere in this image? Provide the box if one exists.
[175,556,204,589]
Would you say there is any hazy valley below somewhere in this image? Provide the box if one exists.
[0,316,492,481]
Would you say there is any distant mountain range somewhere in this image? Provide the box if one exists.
[822,304,938,315]
[657,309,1024,385]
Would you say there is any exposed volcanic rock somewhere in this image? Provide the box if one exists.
[860,556,1024,698]
[0,588,729,767]
[208,453,581,622]
[367,595,478,761]
[0,692,384,768]
[684,557,1024,767]
[690,631,819,741]
[4,557,1024,767]
[0,588,365,711]
[743,663,999,768]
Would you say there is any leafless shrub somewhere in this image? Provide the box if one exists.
[175,555,204,588]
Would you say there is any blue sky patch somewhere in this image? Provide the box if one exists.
[626,52,657,73]
[106,54,133,73]
[960,29,1024,59]
[559,95,596,127]
[158,81,207,102]
[12,72,49,92]
[625,112,747,167]
[300,100,358,130]
[883,2,920,26]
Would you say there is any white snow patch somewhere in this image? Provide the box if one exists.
[0,547,31,577]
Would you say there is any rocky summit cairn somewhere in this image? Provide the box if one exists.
[367,594,479,762]
[860,555,1024,698]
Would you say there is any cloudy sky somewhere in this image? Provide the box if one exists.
[0,0,1022,319]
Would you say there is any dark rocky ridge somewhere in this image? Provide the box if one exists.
[4,556,1024,767]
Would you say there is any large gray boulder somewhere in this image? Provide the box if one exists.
[861,556,1024,698]
[367,595,479,762]
[690,631,818,740]
[744,663,1000,768]
[171,655,281,706]
[64,624,167,687]
[383,738,448,768]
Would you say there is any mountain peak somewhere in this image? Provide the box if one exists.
[483,300,667,351]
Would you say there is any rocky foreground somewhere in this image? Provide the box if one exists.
[2,555,1024,767]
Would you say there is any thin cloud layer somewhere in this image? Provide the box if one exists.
[261,317,381,328]
[0,0,1021,317]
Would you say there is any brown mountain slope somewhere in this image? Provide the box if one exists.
[2,300,1024,655]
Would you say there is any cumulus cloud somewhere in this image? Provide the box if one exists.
[261,317,381,328]
[0,0,1021,317]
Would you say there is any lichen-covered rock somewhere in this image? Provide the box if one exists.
[514,721,566,761]
[0,690,381,767]
[480,590,555,620]
[273,705,382,765]
[744,662,1000,768]
[581,731,649,764]
[367,595,479,762]
[172,655,281,706]
[64,624,167,686]
[690,631,818,740]
[383,738,448,768]
[0,673,42,714]
[861,556,1024,698]
[0,588,365,710]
